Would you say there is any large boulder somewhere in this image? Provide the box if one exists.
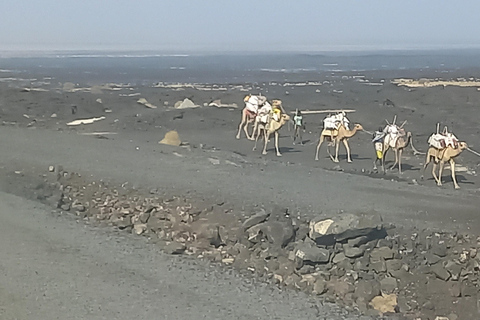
[309,213,385,246]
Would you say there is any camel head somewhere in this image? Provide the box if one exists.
[353,124,364,131]
[280,114,291,123]
[271,99,282,107]
[458,142,468,150]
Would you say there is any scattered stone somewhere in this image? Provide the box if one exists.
[425,252,441,265]
[354,279,381,302]
[309,213,384,246]
[253,219,295,248]
[313,277,327,295]
[385,259,403,272]
[380,277,398,294]
[430,263,451,281]
[133,223,147,235]
[295,242,330,264]
[242,209,269,231]
[175,98,200,109]
[164,241,186,254]
[208,158,220,165]
[432,241,448,257]
[137,98,157,109]
[344,245,366,258]
[444,260,462,281]
[370,247,395,262]
[208,99,238,108]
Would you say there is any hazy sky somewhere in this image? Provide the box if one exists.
[1,1,480,52]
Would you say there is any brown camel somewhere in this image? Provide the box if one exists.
[421,142,468,189]
[253,113,291,156]
[235,107,257,140]
[315,124,364,163]
[376,132,412,174]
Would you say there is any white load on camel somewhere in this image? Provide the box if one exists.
[323,111,350,130]
[244,94,267,115]
[257,101,272,124]
[381,116,407,149]
[427,125,459,149]
[383,124,403,148]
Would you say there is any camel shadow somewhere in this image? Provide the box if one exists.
[383,163,419,172]
[277,147,301,154]
[441,174,474,185]
[350,154,371,161]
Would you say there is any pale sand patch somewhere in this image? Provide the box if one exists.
[392,78,480,88]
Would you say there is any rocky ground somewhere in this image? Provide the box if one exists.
[1,65,480,319]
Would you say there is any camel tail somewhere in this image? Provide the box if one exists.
[410,138,426,155]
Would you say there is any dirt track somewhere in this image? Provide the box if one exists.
[2,190,383,320]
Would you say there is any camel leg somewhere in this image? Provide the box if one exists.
[333,139,340,163]
[381,146,389,174]
[274,131,282,157]
[421,153,432,180]
[327,142,336,162]
[315,136,325,161]
[343,139,352,163]
[450,159,460,189]
[252,127,261,151]
[262,131,270,155]
[247,119,256,141]
[398,149,403,174]
[431,162,440,184]
[437,161,445,186]
[236,111,247,139]
[389,149,398,171]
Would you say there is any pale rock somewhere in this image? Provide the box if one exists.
[133,223,147,235]
[369,293,398,314]
[159,130,181,146]
[174,98,199,109]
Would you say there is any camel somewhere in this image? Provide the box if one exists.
[235,107,257,140]
[253,113,291,156]
[374,131,412,174]
[315,123,364,163]
[236,97,282,140]
[421,142,468,189]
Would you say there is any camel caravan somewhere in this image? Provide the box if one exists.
[234,95,477,189]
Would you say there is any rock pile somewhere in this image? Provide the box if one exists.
[28,167,480,320]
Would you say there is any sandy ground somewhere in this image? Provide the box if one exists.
[1,63,480,318]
